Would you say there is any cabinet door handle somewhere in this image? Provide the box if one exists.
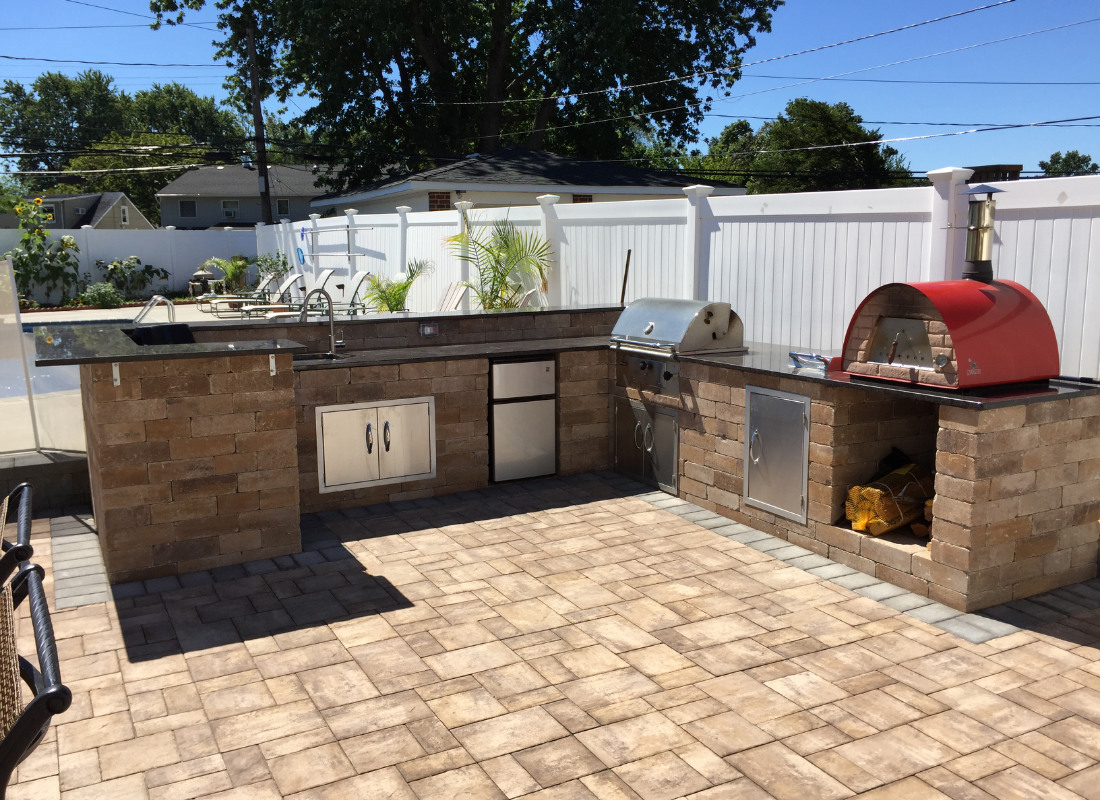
[366,422,373,454]
[749,428,762,464]
[643,423,654,453]
[383,420,391,452]
[634,420,643,450]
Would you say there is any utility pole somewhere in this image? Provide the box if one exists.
[246,25,273,225]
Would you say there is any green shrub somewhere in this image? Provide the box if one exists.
[202,255,252,292]
[252,251,292,281]
[448,213,551,309]
[96,255,169,298]
[82,282,124,308]
[364,260,432,312]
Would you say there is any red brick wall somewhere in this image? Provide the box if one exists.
[81,353,299,582]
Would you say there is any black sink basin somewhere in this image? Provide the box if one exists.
[124,323,195,346]
[292,352,346,363]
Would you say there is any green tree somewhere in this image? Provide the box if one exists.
[65,133,199,224]
[2,74,248,217]
[151,0,782,191]
[735,99,911,194]
[1039,150,1099,177]
[0,71,126,186]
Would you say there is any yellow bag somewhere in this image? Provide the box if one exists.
[845,464,933,536]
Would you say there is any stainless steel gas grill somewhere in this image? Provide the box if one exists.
[610,298,747,493]
[610,298,747,397]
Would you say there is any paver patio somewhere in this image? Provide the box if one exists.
[11,472,1100,799]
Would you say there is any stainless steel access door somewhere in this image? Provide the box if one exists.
[614,396,678,494]
[378,401,433,480]
[744,386,809,524]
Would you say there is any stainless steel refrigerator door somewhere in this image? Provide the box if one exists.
[492,398,556,481]
[492,360,556,399]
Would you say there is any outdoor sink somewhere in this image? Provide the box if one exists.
[124,323,196,346]
[292,352,348,364]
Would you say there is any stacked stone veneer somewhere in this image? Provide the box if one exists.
[296,347,613,513]
[559,350,613,475]
[674,361,1100,611]
[843,285,959,387]
[81,353,299,583]
[932,397,1100,610]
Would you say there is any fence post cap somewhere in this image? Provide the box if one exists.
[682,185,715,198]
[536,194,560,205]
[925,167,975,185]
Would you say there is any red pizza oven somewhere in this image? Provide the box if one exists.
[841,279,1060,390]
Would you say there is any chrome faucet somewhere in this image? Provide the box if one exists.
[298,288,341,355]
[134,295,175,324]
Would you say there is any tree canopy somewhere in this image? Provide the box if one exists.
[150,0,782,191]
[0,71,248,220]
[1040,150,1099,177]
[684,99,912,194]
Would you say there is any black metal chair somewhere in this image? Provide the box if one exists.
[0,483,72,799]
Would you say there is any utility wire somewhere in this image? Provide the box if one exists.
[423,0,1019,107]
[0,53,227,68]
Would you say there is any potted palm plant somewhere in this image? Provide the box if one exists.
[448,213,552,310]
[363,259,433,312]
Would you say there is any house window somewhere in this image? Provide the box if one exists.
[572,194,593,203]
[120,206,129,225]
[428,191,452,211]
[42,204,56,222]
[276,198,290,216]
[222,200,239,220]
[179,200,197,218]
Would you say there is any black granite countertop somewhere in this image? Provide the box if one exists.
[291,336,610,368]
[679,341,1100,409]
[34,323,305,366]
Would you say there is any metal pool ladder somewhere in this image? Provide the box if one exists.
[134,295,175,324]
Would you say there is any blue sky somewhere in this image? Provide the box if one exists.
[2,0,1097,175]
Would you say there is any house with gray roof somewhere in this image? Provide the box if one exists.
[156,163,328,229]
[312,148,745,214]
[0,192,154,231]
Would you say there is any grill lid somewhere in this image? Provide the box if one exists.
[611,298,746,357]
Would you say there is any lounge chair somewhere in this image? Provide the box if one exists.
[240,269,338,318]
[195,273,278,314]
[436,282,469,312]
[263,270,373,320]
[203,273,305,318]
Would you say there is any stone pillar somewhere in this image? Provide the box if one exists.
[931,395,1100,610]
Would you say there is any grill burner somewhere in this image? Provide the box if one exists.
[842,279,1059,390]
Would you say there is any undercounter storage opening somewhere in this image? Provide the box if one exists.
[809,389,941,596]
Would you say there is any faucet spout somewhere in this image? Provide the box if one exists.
[298,288,337,355]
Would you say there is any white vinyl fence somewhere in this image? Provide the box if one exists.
[0,226,257,304]
[260,170,1099,380]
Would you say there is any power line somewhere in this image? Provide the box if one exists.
[423,0,1020,107]
[0,53,227,68]
[57,0,218,31]
[741,73,1100,86]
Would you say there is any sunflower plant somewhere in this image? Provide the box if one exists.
[3,196,83,304]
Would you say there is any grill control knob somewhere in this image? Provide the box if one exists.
[638,360,650,371]
[663,370,673,381]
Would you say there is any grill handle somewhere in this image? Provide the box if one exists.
[611,340,676,359]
